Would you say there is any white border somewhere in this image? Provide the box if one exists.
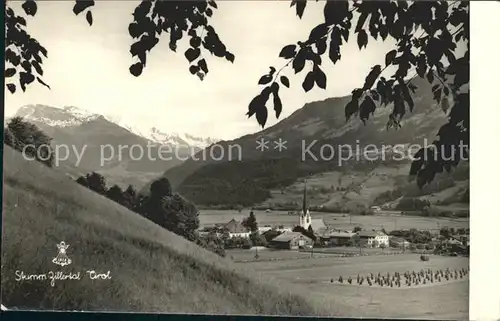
[470,2,500,321]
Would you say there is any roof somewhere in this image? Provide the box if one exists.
[321,231,355,238]
[270,232,311,243]
[357,230,386,238]
[310,219,326,231]
[223,219,247,233]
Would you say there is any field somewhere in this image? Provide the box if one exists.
[231,250,469,319]
[200,209,469,232]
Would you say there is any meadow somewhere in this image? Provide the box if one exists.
[232,250,469,319]
[1,145,330,315]
[200,209,469,232]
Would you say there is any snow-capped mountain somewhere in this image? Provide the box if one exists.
[12,104,102,127]
[106,115,219,149]
[7,104,220,188]
[11,104,219,149]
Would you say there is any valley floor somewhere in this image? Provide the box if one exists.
[231,251,469,319]
[199,209,469,232]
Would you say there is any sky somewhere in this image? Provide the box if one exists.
[5,1,397,140]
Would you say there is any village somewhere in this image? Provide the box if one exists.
[199,184,470,259]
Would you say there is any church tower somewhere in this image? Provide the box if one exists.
[299,181,312,230]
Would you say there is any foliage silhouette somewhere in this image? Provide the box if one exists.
[5,1,469,188]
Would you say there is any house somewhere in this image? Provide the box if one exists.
[268,232,313,250]
[357,230,389,248]
[223,219,250,238]
[320,231,355,246]
[389,236,410,248]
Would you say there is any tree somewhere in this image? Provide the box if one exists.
[196,231,226,257]
[353,226,362,233]
[242,211,258,233]
[76,176,89,188]
[106,184,124,205]
[250,232,268,247]
[85,172,107,195]
[150,177,173,199]
[122,185,138,210]
[156,193,200,241]
[440,227,451,239]
[4,117,54,167]
[5,1,469,187]
[380,243,386,252]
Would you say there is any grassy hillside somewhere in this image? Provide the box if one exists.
[1,145,335,315]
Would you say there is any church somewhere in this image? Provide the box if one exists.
[298,182,326,232]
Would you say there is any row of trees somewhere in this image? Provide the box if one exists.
[75,173,226,257]
[4,116,54,167]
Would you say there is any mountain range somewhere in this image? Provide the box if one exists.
[7,104,219,188]
[7,75,469,211]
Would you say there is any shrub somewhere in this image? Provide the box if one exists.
[5,116,54,167]
[85,172,108,195]
[196,232,226,258]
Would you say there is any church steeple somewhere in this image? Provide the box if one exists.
[302,180,308,215]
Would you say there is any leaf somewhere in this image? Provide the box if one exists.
[315,38,327,55]
[355,11,369,32]
[256,106,268,128]
[308,23,328,42]
[189,65,200,75]
[441,96,450,114]
[190,36,202,48]
[363,65,382,90]
[313,66,326,89]
[385,50,397,66]
[36,77,50,89]
[357,30,368,50]
[302,72,315,92]
[345,99,359,121]
[6,83,16,94]
[184,48,200,63]
[225,52,235,63]
[129,62,143,77]
[296,0,307,19]
[426,71,434,84]
[433,88,442,103]
[258,75,273,85]
[273,90,282,118]
[359,96,376,123]
[86,10,93,26]
[19,72,35,92]
[280,76,290,88]
[206,8,213,17]
[22,1,37,16]
[5,68,16,78]
[279,45,297,59]
[198,59,208,74]
[269,67,276,76]
[208,0,218,9]
[292,51,306,74]
[401,85,414,112]
[73,0,95,15]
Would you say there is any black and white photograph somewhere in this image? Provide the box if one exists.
[1,0,478,319]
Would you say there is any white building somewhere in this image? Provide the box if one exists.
[357,230,389,248]
[297,181,327,232]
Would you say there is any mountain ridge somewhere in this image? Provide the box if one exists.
[147,76,468,209]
